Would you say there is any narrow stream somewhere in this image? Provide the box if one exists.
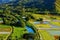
[26,26,35,33]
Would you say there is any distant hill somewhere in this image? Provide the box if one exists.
[0,0,57,13]
[0,0,16,4]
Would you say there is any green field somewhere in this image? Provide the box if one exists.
[0,34,8,39]
[0,24,11,40]
[0,24,11,28]
[8,27,28,40]
[0,24,28,40]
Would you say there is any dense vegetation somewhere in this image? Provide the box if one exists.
[0,0,60,27]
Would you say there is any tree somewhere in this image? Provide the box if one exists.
[23,33,35,40]
[39,18,43,24]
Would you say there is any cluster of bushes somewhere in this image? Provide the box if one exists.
[8,36,24,40]
[23,33,35,40]
[0,2,26,27]
[50,17,56,20]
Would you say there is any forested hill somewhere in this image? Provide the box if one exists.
[0,0,60,26]
[0,0,60,15]
[0,0,17,4]
[4,0,56,12]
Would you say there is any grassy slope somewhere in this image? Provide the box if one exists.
[0,24,28,39]
[0,24,11,40]
[34,24,55,40]
[0,34,8,39]
[50,21,60,26]
[55,0,60,13]
[0,24,11,28]
[38,30,55,40]
[10,27,28,39]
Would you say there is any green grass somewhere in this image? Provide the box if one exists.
[0,24,28,39]
[0,10,3,13]
[10,27,28,39]
[0,24,11,28]
[0,18,2,21]
[0,25,11,40]
[0,25,28,39]
[0,34,8,39]
[38,30,55,40]
[50,21,60,26]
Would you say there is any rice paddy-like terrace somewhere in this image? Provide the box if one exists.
[0,24,12,40]
[28,14,60,40]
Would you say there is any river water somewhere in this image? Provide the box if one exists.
[26,26,35,33]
